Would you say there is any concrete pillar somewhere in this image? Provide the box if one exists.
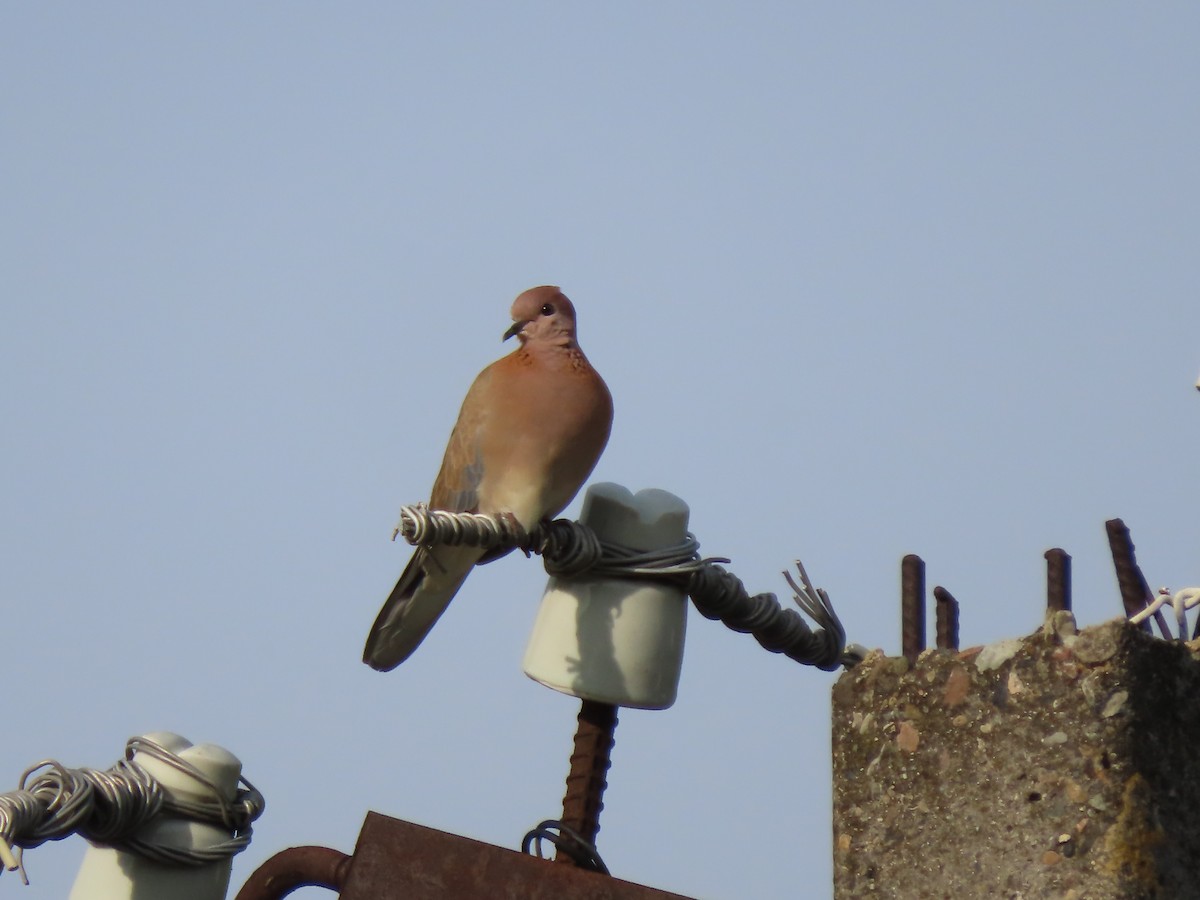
[832,617,1200,898]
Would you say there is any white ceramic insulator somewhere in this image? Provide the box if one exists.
[68,732,242,900]
[523,483,689,710]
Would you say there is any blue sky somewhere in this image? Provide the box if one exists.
[3,5,1198,898]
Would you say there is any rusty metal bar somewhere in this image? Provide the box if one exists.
[1044,548,1072,613]
[234,845,350,900]
[901,554,925,663]
[1105,518,1152,629]
[932,585,959,651]
[556,699,618,866]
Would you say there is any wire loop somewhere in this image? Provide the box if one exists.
[520,819,609,875]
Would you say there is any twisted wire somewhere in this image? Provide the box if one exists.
[393,506,858,670]
[0,737,265,882]
[394,504,529,551]
[686,560,850,671]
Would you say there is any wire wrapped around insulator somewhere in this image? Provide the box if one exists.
[391,506,859,670]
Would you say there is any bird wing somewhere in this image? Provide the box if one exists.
[362,369,494,671]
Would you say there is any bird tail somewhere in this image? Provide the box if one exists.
[363,544,484,671]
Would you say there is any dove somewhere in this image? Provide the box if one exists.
[363,286,613,671]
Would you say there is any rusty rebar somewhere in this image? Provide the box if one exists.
[1044,548,1072,613]
[933,585,959,651]
[1105,519,1153,629]
[234,845,350,900]
[901,554,926,663]
[556,699,617,867]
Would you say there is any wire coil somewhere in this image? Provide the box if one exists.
[0,736,264,884]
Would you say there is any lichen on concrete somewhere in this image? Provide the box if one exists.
[831,617,1200,899]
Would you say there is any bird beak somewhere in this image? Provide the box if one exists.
[503,320,528,342]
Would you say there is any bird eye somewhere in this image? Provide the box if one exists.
[540,303,554,316]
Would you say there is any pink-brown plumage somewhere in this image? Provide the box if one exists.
[364,286,612,671]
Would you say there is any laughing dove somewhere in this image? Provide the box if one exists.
[363,286,613,672]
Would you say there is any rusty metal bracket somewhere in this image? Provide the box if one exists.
[339,812,693,899]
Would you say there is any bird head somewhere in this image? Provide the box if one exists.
[504,286,579,348]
